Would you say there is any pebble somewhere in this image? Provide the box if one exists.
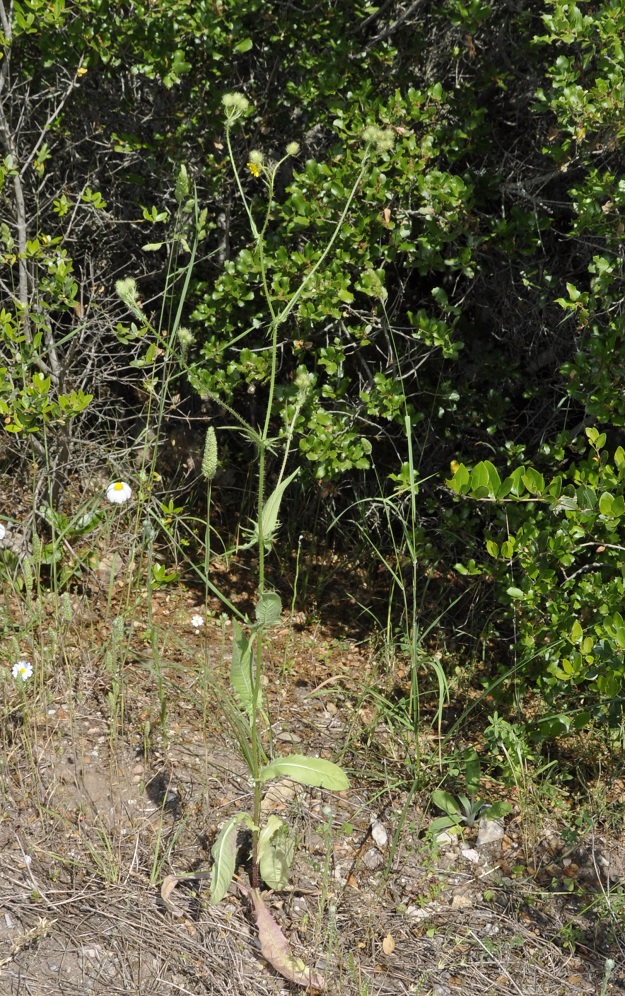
[362,847,384,870]
[477,819,505,846]
[371,820,388,849]
[461,848,481,864]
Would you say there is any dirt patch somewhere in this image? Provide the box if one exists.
[0,590,624,994]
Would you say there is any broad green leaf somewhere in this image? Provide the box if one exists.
[485,539,499,558]
[521,468,545,495]
[470,462,490,495]
[599,492,614,516]
[483,460,501,494]
[500,539,515,559]
[142,242,165,251]
[259,755,349,791]
[230,621,255,713]
[429,815,461,833]
[256,591,282,626]
[547,475,562,499]
[507,587,525,599]
[581,636,594,655]
[497,476,514,499]
[570,620,583,644]
[210,813,254,905]
[509,466,527,496]
[431,789,461,817]
[482,801,513,820]
[611,495,625,517]
[448,462,470,494]
[258,815,295,891]
[576,484,596,511]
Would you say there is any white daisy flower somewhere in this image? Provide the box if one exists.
[190,614,204,630]
[106,481,132,504]
[12,660,33,681]
[0,523,5,541]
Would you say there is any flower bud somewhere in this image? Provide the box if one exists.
[202,427,218,481]
[286,141,300,157]
[175,164,190,203]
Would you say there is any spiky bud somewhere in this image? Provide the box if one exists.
[175,164,190,204]
[362,125,395,153]
[177,326,195,360]
[286,141,300,157]
[115,277,144,320]
[222,92,251,124]
[202,427,218,481]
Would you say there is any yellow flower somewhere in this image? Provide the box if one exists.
[247,162,261,178]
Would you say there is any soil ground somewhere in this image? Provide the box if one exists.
[1,580,625,995]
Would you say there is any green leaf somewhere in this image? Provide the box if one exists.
[485,539,499,558]
[230,621,255,713]
[234,37,253,53]
[210,813,254,905]
[448,462,470,493]
[507,587,525,599]
[470,462,491,496]
[464,752,481,798]
[429,815,461,833]
[599,492,614,516]
[255,591,282,626]
[258,815,295,891]
[570,620,583,644]
[245,468,299,550]
[142,242,165,251]
[483,460,501,494]
[521,468,545,495]
[482,801,513,820]
[259,755,349,791]
[431,789,461,817]
[509,466,527,496]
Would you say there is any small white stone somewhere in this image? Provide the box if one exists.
[476,819,505,846]
[461,848,481,864]
[371,820,388,849]
[435,830,456,846]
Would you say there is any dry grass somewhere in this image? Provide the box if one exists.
[0,579,623,994]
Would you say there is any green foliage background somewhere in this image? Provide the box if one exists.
[3,0,625,733]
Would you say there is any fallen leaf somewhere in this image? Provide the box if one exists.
[250,888,325,990]
[161,875,185,917]
[382,933,395,955]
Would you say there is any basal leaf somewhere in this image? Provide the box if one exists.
[210,813,254,905]
[258,815,295,891]
[431,789,461,817]
[259,755,349,791]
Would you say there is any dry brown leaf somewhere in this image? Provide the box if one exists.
[250,888,325,990]
[382,933,395,955]
[161,875,185,917]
